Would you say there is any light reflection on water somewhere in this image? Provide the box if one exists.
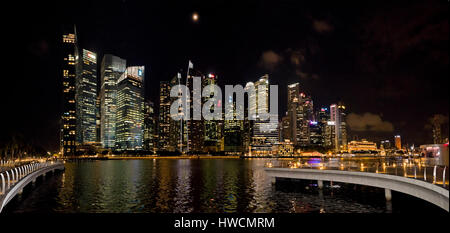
[3,159,444,213]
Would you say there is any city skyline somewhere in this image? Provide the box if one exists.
[0,0,449,221]
[2,0,448,152]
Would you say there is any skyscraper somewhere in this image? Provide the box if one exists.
[169,74,184,152]
[203,73,222,153]
[115,66,145,150]
[298,94,313,146]
[395,135,402,150]
[143,100,157,153]
[185,67,205,153]
[96,95,101,143]
[318,107,332,148]
[75,49,97,144]
[60,26,78,156]
[281,116,290,142]
[224,97,244,154]
[309,120,323,146]
[287,83,301,145]
[338,103,348,150]
[100,54,126,149]
[158,81,171,151]
[330,102,347,152]
[287,82,313,147]
[249,75,279,155]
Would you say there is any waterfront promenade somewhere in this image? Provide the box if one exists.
[265,158,449,211]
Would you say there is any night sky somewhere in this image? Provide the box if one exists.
[2,0,448,151]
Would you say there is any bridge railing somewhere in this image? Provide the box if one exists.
[0,158,51,172]
[265,158,449,189]
[0,160,62,195]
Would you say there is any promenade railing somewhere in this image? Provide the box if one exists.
[0,160,62,195]
[265,157,449,189]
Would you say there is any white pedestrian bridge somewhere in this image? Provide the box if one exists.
[265,158,449,212]
[0,160,65,213]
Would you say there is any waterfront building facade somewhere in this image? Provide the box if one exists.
[330,102,347,152]
[99,54,126,149]
[203,73,223,153]
[75,49,98,144]
[60,26,78,156]
[348,140,378,153]
[115,66,145,150]
[143,100,157,153]
[158,81,172,151]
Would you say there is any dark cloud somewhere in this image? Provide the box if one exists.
[312,20,333,33]
[429,114,448,125]
[289,49,305,66]
[287,48,319,80]
[357,1,448,73]
[259,50,283,70]
[295,71,319,80]
[347,113,394,132]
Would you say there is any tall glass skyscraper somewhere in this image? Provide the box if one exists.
[115,66,145,150]
[100,54,126,149]
[203,73,222,152]
[286,82,313,147]
[287,83,301,145]
[186,68,205,153]
[330,102,347,151]
[250,75,279,155]
[75,49,98,144]
[60,26,78,156]
[143,100,157,153]
[298,94,313,146]
[158,81,171,151]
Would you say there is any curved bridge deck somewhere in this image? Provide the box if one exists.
[0,161,65,212]
[265,159,449,211]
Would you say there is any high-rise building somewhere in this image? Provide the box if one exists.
[169,74,184,152]
[224,110,244,153]
[224,88,244,154]
[185,67,205,153]
[281,115,290,142]
[164,63,206,153]
[115,66,145,150]
[287,83,301,145]
[60,26,78,156]
[243,82,255,153]
[309,120,323,146]
[298,94,313,146]
[318,107,332,148]
[395,135,402,150]
[203,73,222,152]
[158,81,171,151]
[330,102,347,152]
[95,95,101,143]
[143,100,157,153]
[250,75,279,155]
[100,54,126,149]
[338,103,347,150]
[75,49,97,144]
[286,83,313,147]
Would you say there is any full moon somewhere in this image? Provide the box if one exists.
[192,12,199,22]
